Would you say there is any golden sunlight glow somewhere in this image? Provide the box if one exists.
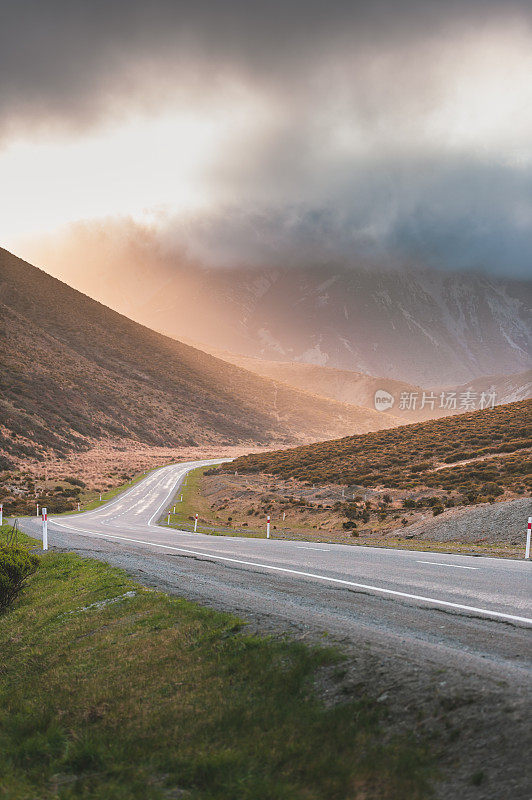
[0,112,220,243]
[0,89,274,248]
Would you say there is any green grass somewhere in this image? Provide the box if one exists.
[0,525,433,800]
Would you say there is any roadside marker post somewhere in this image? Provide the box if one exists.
[99,493,102,502]
[77,502,80,511]
[167,514,170,525]
[42,508,48,551]
[0,503,2,526]
[36,503,39,518]
[526,517,531,560]
[266,515,271,539]
[194,514,198,532]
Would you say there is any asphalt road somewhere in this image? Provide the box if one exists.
[22,459,531,626]
[18,458,532,798]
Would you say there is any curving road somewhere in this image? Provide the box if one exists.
[20,459,531,629]
[18,458,532,799]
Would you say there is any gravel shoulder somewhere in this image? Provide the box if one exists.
[399,496,532,545]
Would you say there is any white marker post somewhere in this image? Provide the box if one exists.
[77,502,80,512]
[42,508,48,551]
[282,511,286,521]
[37,503,39,517]
[180,495,183,502]
[266,515,271,539]
[167,514,170,525]
[99,493,102,502]
[0,503,3,526]
[194,513,198,532]
[526,516,532,560]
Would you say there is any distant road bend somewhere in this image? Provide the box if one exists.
[20,459,531,681]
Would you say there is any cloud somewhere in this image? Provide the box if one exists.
[2,0,531,134]
[156,156,531,277]
[3,0,532,278]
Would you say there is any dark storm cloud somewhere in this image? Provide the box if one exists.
[161,157,532,277]
[1,0,530,131]
[2,0,531,278]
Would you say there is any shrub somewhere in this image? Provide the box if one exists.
[481,482,504,497]
[64,476,86,487]
[0,543,39,610]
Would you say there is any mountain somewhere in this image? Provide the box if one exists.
[202,352,532,423]
[199,353,432,422]
[450,370,532,405]
[0,248,397,468]
[84,263,531,387]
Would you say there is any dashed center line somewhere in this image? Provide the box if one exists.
[296,546,331,551]
[417,560,479,570]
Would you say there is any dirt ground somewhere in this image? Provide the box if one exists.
[196,472,531,558]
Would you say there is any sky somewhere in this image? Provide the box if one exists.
[1,0,531,278]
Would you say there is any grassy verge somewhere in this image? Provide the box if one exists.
[0,525,433,800]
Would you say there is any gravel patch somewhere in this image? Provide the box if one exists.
[402,497,532,545]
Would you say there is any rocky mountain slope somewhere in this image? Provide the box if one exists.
[0,248,397,468]
[115,264,532,387]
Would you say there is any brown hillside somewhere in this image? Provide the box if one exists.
[226,399,532,494]
[0,248,397,467]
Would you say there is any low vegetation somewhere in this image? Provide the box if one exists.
[224,400,531,499]
[0,526,432,799]
[0,524,38,609]
[0,468,152,518]
[164,469,526,557]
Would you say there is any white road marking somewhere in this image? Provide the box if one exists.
[147,459,229,527]
[417,561,479,570]
[296,546,331,551]
[48,520,532,626]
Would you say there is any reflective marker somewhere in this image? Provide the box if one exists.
[42,508,48,550]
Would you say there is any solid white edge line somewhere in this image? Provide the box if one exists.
[147,459,231,527]
[417,561,479,570]
[48,519,532,626]
[62,463,172,519]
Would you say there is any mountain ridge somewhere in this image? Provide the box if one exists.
[0,248,397,467]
